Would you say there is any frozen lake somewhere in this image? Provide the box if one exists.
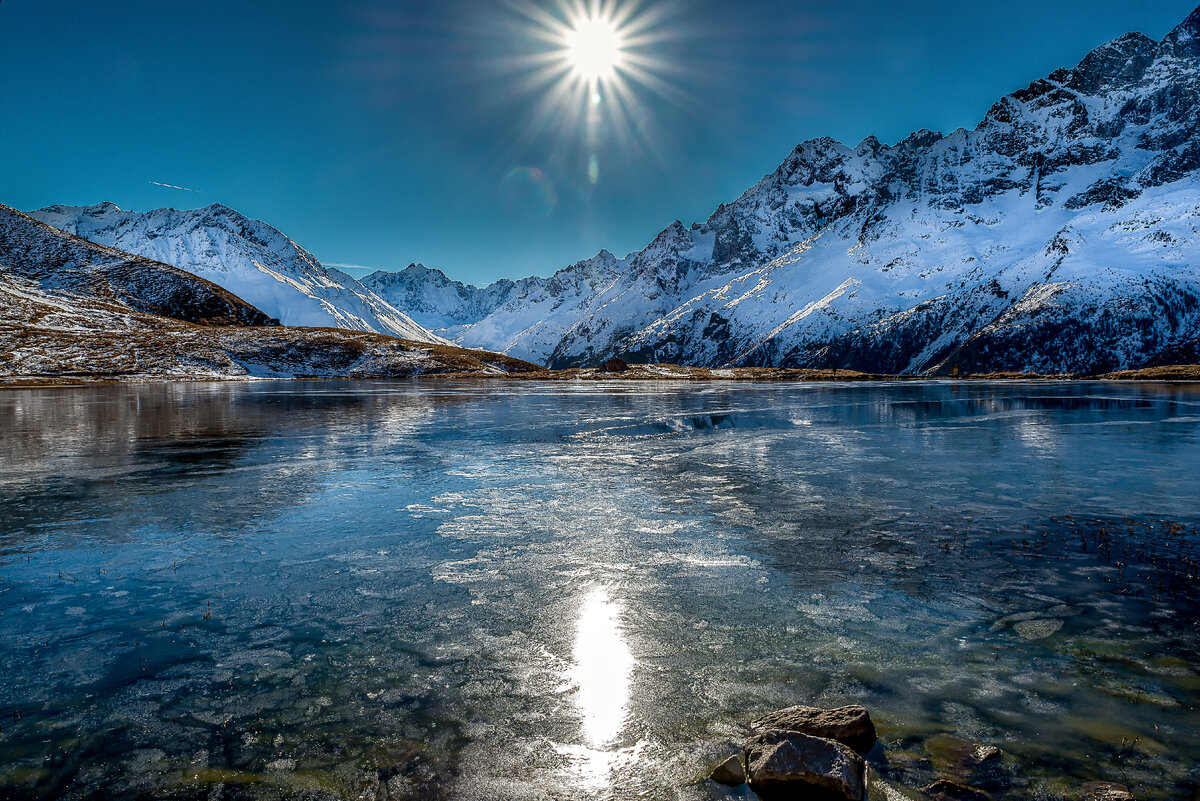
[1,380,1198,800]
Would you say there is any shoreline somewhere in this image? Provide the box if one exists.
[1,363,1198,389]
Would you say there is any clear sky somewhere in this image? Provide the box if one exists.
[1,1,1195,285]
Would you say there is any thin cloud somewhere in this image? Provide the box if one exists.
[148,180,202,192]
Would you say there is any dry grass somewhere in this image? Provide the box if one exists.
[1101,364,1200,381]
[0,321,542,382]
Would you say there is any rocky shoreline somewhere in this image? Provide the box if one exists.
[430,361,1200,383]
[3,361,1197,388]
[706,704,1137,801]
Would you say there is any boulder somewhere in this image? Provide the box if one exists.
[1081,782,1134,801]
[708,754,746,786]
[922,778,992,801]
[752,705,879,755]
[747,732,868,801]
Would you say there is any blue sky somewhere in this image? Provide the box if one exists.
[0,1,1195,285]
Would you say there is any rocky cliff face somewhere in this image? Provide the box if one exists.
[29,203,446,344]
[371,7,1200,373]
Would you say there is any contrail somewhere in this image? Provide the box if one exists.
[148,180,201,192]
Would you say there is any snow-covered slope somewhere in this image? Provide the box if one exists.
[0,202,275,329]
[29,203,447,344]
[369,6,1200,373]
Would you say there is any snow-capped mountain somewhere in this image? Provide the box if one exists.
[0,204,537,380]
[371,6,1200,373]
[29,203,447,345]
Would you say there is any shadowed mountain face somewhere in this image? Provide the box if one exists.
[0,204,276,327]
[0,205,539,380]
[370,6,1200,374]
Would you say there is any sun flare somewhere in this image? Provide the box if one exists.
[497,0,682,185]
[564,16,624,82]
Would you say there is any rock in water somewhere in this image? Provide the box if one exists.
[922,733,1008,791]
[752,705,879,755]
[1081,782,1134,801]
[709,754,746,786]
[1012,618,1065,640]
[922,778,993,801]
[747,732,868,801]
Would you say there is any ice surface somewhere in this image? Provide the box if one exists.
[1,381,1198,799]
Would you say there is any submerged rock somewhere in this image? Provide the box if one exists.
[709,754,746,786]
[1081,782,1134,801]
[923,734,1008,791]
[752,705,879,755]
[375,745,445,801]
[922,778,993,801]
[867,772,929,801]
[989,604,1078,635]
[747,732,868,801]
[1012,618,1065,640]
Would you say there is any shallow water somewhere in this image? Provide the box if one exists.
[0,380,1198,801]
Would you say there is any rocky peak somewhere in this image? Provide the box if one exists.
[84,201,123,216]
[396,263,446,281]
[854,135,884,156]
[647,220,690,249]
[1066,32,1157,94]
[1161,4,1200,58]
[1174,4,1200,40]
[198,202,246,225]
[898,129,944,150]
[779,137,853,184]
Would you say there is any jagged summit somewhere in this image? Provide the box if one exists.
[1058,32,1158,93]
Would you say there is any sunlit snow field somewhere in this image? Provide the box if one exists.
[1,381,1198,800]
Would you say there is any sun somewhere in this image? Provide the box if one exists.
[564,16,624,82]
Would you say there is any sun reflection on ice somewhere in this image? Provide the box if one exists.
[572,585,633,745]
[562,584,638,789]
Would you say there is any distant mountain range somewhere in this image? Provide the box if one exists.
[10,4,1200,376]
